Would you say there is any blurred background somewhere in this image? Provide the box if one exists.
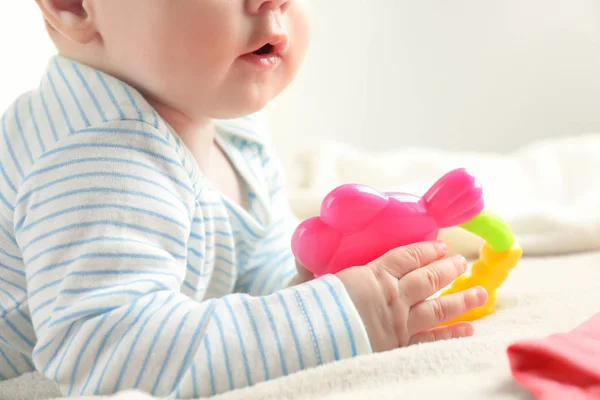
[2,0,600,158]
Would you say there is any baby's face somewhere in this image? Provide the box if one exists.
[92,0,311,119]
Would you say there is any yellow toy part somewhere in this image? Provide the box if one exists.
[439,242,522,325]
[438,208,523,324]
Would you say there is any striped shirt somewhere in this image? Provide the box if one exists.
[0,55,371,397]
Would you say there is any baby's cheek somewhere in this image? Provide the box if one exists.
[279,0,311,76]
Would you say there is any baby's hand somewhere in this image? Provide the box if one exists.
[337,241,488,351]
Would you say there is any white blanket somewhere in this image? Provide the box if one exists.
[3,133,600,400]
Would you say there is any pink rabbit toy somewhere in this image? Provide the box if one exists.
[291,168,484,277]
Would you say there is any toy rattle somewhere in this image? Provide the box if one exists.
[291,168,522,324]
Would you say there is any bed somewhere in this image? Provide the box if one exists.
[2,134,600,400]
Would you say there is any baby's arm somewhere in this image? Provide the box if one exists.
[18,122,371,398]
[234,147,300,295]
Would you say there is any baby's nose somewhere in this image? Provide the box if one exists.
[246,0,289,15]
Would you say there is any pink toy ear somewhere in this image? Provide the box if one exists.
[320,184,389,234]
[422,168,484,228]
[291,216,341,276]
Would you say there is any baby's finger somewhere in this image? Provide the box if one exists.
[407,287,488,335]
[368,241,448,280]
[408,322,474,345]
[296,260,315,280]
[398,255,468,305]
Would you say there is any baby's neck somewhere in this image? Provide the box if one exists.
[148,98,216,172]
[147,97,247,208]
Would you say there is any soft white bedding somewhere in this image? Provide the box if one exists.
[2,133,600,400]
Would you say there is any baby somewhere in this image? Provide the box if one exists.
[0,0,487,398]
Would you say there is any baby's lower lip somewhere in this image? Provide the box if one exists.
[239,53,282,70]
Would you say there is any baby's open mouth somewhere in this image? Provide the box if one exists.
[240,36,287,69]
[252,43,275,56]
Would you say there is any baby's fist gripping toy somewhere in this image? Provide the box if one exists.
[291,168,522,323]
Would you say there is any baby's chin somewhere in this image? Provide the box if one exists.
[208,88,281,120]
[213,102,268,120]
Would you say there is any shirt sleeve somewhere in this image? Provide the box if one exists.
[234,141,301,296]
[16,120,371,398]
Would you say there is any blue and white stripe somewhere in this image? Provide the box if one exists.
[0,55,371,397]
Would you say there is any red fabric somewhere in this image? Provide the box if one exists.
[507,313,600,400]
